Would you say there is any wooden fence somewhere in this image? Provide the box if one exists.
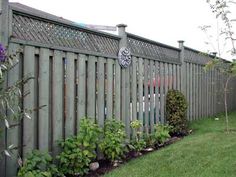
[0,1,236,176]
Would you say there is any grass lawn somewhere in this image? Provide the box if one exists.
[104,112,236,177]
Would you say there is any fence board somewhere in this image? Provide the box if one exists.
[196,65,199,119]
[77,54,86,123]
[121,67,126,124]
[173,64,177,89]
[97,57,105,127]
[125,66,131,137]
[23,46,37,157]
[131,57,137,121]
[138,58,144,132]
[150,60,154,132]
[87,56,96,119]
[106,59,113,119]
[164,63,168,122]
[204,67,207,117]
[155,61,160,123]
[65,52,75,137]
[144,59,149,133]
[38,48,50,150]
[207,71,210,116]
[199,66,202,118]
[186,62,190,120]
[115,60,121,120]
[177,65,181,90]
[193,64,197,120]
[189,63,193,120]
[168,64,173,90]
[52,50,63,156]
[160,62,165,123]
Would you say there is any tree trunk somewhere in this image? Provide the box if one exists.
[224,76,231,133]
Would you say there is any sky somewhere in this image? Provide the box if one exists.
[9,0,236,60]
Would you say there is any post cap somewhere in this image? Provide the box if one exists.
[117,24,127,28]
[178,40,185,44]
[211,52,217,56]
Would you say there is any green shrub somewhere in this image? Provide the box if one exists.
[166,89,188,136]
[129,120,146,152]
[18,150,61,177]
[57,118,102,176]
[144,124,171,147]
[152,124,171,144]
[99,119,127,162]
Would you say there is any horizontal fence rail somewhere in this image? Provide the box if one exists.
[0,2,236,176]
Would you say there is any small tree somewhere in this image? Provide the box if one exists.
[205,59,236,133]
[203,0,236,133]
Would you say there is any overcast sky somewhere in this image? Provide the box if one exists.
[9,0,236,60]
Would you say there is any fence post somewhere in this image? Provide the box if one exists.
[0,0,9,45]
[178,40,186,96]
[117,24,131,138]
[0,0,9,176]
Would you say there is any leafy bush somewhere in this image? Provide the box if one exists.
[18,150,61,177]
[57,118,102,176]
[152,124,171,144]
[166,89,188,136]
[99,119,127,162]
[129,120,146,152]
[144,124,171,147]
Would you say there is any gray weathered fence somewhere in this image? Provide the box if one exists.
[1,1,236,176]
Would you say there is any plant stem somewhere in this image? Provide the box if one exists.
[224,75,231,133]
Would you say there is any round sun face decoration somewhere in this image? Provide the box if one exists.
[118,47,131,68]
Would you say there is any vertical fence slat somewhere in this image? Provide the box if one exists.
[189,63,193,121]
[207,70,210,116]
[121,67,126,125]
[106,59,113,119]
[115,60,121,120]
[125,66,131,137]
[164,63,168,122]
[77,54,86,123]
[177,65,181,91]
[144,59,149,133]
[132,57,137,121]
[138,58,144,132]
[23,46,36,157]
[173,64,177,90]
[65,52,75,137]
[199,65,202,118]
[186,62,190,120]
[38,48,50,150]
[169,64,173,90]
[155,62,160,124]
[160,62,165,123]
[97,57,105,127]
[193,64,196,120]
[150,60,154,132]
[52,50,63,156]
[196,65,199,119]
[204,69,208,117]
[87,56,96,119]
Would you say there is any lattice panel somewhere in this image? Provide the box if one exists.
[128,37,180,63]
[184,49,212,65]
[12,13,119,56]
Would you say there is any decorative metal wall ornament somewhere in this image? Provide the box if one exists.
[118,47,131,68]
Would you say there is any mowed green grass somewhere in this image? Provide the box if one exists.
[104,112,236,177]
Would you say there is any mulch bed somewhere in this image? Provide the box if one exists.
[86,136,182,177]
